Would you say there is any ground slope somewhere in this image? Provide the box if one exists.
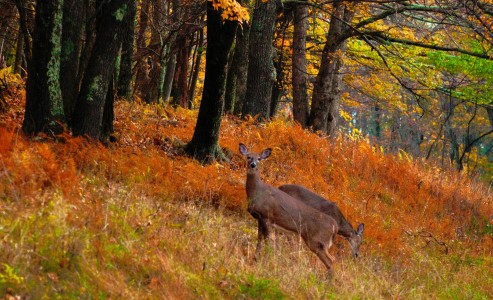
[0,93,492,298]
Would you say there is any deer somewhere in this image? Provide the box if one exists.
[239,143,339,276]
[278,184,364,258]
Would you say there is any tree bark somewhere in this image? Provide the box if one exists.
[242,0,278,121]
[143,0,165,104]
[60,0,85,122]
[13,28,24,75]
[309,1,352,135]
[101,75,115,141]
[76,0,96,88]
[117,0,137,99]
[162,53,177,103]
[188,27,204,107]
[224,42,237,114]
[22,0,65,136]
[71,0,131,141]
[133,0,150,96]
[171,35,190,107]
[232,23,250,116]
[185,2,237,163]
[292,2,309,127]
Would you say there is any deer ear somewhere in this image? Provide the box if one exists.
[239,143,249,156]
[356,223,364,236]
[260,148,272,160]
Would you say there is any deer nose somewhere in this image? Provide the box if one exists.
[353,253,359,258]
[249,162,257,168]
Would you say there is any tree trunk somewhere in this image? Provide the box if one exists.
[270,13,289,118]
[369,103,381,139]
[143,0,165,104]
[71,0,131,141]
[188,27,204,107]
[224,41,236,114]
[117,0,137,99]
[162,53,177,103]
[101,75,115,142]
[270,59,282,118]
[292,2,309,127]
[13,28,24,75]
[171,35,190,107]
[157,44,171,103]
[309,1,352,135]
[242,0,278,121]
[60,0,85,122]
[133,0,150,96]
[185,2,237,163]
[442,93,461,170]
[76,0,96,88]
[232,23,250,116]
[22,0,65,136]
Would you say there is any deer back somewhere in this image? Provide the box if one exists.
[278,184,356,237]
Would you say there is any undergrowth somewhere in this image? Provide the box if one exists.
[0,84,492,298]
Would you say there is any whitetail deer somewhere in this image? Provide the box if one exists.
[278,184,364,258]
[239,143,339,275]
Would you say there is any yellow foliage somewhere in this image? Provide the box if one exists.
[211,0,249,23]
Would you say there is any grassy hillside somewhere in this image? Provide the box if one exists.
[1,90,493,299]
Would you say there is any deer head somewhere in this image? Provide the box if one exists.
[239,143,272,174]
[349,223,365,257]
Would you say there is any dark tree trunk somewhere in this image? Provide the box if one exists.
[22,0,65,136]
[76,0,96,87]
[171,35,190,107]
[224,42,237,114]
[232,23,250,116]
[71,0,131,141]
[13,29,24,75]
[292,2,309,127]
[102,75,115,141]
[242,0,278,121]
[117,0,137,99]
[60,0,85,122]
[185,2,237,163]
[309,1,352,135]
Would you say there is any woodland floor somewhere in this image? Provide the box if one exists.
[0,90,493,299]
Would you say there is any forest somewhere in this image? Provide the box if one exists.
[0,0,493,298]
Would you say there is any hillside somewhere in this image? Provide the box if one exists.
[1,92,493,299]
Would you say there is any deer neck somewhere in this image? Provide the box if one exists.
[246,170,263,198]
[339,221,357,238]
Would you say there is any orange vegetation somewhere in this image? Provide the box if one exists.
[1,89,492,260]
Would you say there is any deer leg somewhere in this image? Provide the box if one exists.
[254,218,271,261]
[306,241,334,278]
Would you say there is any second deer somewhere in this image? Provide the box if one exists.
[278,184,364,258]
[239,143,339,276]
